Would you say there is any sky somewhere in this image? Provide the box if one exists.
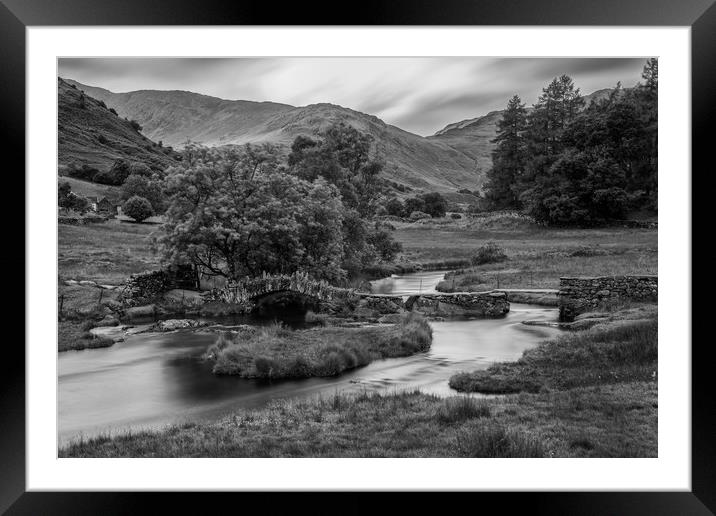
[58,57,648,136]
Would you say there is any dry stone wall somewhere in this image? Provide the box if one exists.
[409,291,510,317]
[558,275,657,321]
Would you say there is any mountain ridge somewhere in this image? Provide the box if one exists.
[62,78,484,192]
[60,79,620,194]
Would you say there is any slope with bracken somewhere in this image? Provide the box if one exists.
[58,77,178,175]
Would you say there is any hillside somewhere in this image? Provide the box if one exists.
[58,78,179,174]
[63,79,483,192]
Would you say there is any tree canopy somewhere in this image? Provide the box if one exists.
[484,60,658,225]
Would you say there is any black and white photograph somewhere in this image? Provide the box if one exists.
[55,56,660,459]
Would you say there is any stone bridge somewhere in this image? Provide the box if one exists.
[206,272,510,318]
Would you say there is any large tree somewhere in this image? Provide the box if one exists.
[159,145,346,282]
[513,62,657,225]
[121,174,166,214]
[484,95,528,209]
[288,122,385,218]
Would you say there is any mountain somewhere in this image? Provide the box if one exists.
[61,79,619,194]
[428,88,618,174]
[58,78,178,173]
[64,79,294,149]
[63,79,483,193]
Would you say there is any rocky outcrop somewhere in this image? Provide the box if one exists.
[558,275,657,321]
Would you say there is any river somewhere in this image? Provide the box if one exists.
[58,270,562,446]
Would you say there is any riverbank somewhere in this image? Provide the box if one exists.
[206,312,432,379]
[59,303,656,457]
[60,381,656,458]
[450,304,657,393]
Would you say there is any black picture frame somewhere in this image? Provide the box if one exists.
[3,0,709,513]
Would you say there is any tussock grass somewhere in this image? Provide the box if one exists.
[208,312,432,379]
[436,396,491,424]
[449,311,657,394]
[455,423,546,458]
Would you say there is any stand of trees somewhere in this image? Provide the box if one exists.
[159,123,403,283]
[484,59,657,225]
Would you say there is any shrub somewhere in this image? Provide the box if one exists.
[121,174,165,213]
[450,213,462,220]
[129,119,143,132]
[95,159,133,186]
[404,197,426,214]
[471,242,508,265]
[129,162,153,177]
[97,134,108,145]
[122,195,154,222]
[374,205,388,217]
[409,211,431,222]
[385,198,405,217]
[367,226,402,262]
[109,107,118,115]
[420,192,448,218]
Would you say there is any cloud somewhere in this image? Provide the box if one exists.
[58,57,649,136]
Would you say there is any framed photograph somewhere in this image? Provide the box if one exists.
[5,0,709,512]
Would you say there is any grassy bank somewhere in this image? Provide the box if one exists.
[207,312,432,378]
[450,305,657,394]
[58,320,114,351]
[60,380,656,458]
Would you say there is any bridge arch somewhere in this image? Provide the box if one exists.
[251,289,322,317]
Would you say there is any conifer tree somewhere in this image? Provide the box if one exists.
[484,95,527,209]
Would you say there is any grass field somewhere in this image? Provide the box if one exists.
[58,219,162,285]
[207,312,432,378]
[392,214,657,290]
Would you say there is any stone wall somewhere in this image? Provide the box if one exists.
[409,291,509,317]
[558,275,657,321]
[119,270,171,306]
